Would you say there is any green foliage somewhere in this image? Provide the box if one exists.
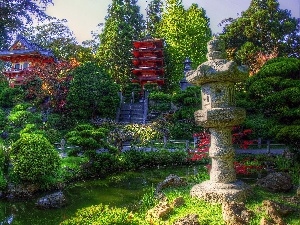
[60,204,141,225]
[139,186,159,213]
[23,18,90,61]
[96,0,144,88]
[124,123,161,146]
[66,61,120,120]
[10,133,61,183]
[0,144,7,189]
[82,148,188,178]
[0,144,9,188]
[149,91,172,113]
[122,83,142,103]
[256,57,300,80]
[83,152,120,177]
[155,1,211,91]
[66,123,111,151]
[0,171,7,190]
[7,107,39,128]
[0,1,53,48]
[168,122,201,140]
[244,57,300,143]
[144,83,160,93]
[276,125,300,158]
[168,86,203,139]
[0,108,6,129]
[60,156,89,181]
[0,145,4,171]
[243,114,277,139]
[19,123,61,144]
[172,86,202,108]
[146,0,163,35]
[0,87,24,108]
[149,91,172,102]
[221,0,299,66]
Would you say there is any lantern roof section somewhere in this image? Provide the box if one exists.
[0,35,56,60]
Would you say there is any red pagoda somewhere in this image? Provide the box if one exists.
[131,37,165,89]
[0,35,55,87]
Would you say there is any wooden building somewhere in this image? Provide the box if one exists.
[0,35,55,87]
[131,37,165,89]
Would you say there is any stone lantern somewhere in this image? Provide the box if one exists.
[186,36,250,203]
[180,57,192,90]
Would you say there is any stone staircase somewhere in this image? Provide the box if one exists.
[117,102,148,124]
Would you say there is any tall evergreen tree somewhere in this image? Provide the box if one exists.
[146,0,163,35]
[220,0,299,71]
[96,0,144,88]
[155,0,211,92]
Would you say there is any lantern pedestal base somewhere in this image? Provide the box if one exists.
[190,180,251,203]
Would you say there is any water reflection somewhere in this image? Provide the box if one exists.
[0,165,200,225]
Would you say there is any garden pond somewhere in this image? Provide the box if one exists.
[0,165,205,225]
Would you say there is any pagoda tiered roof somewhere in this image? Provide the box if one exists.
[0,35,56,87]
[131,37,165,88]
[0,35,55,62]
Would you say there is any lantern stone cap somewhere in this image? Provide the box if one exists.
[186,36,248,85]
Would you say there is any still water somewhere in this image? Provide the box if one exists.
[0,166,196,225]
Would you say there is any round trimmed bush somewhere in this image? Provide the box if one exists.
[11,133,61,182]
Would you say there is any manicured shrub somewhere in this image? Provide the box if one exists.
[7,103,39,128]
[82,148,189,178]
[244,57,300,143]
[0,87,24,108]
[124,123,161,146]
[122,83,141,103]
[60,156,89,181]
[83,151,119,177]
[66,124,112,151]
[149,91,172,112]
[11,133,61,183]
[19,124,61,144]
[66,61,120,120]
[276,125,300,160]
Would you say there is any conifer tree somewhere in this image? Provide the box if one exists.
[146,0,163,35]
[97,0,144,88]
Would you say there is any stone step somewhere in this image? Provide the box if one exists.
[121,103,144,110]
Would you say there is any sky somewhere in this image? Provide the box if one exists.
[46,0,300,44]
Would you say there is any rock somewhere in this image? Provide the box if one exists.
[261,200,296,225]
[297,186,300,197]
[36,191,67,209]
[155,174,187,195]
[256,172,293,192]
[172,196,185,207]
[146,200,173,220]
[6,183,39,199]
[222,201,254,225]
[173,214,200,225]
[260,217,274,225]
